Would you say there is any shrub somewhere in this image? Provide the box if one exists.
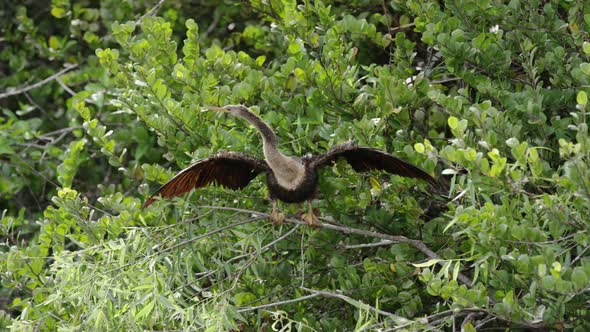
[1,0,589,330]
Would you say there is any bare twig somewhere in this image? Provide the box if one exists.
[36,126,83,140]
[431,77,462,84]
[390,23,415,33]
[0,64,78,100]
[56,77,77,96]
[237,293,321,313]
[205,13,221,35]
[506,233,579,246]
[342,240,394,249]
[300,287,410,322]
[136,0,166,25]
[570,244,589,266]
[461,312,482,331]
[475,315,496,329]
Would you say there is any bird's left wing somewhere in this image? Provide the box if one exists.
[142,152,269,208]
[310,142,438,186]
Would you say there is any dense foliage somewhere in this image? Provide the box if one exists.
[1,0,590,330]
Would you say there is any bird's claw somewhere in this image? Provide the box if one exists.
[302,212,322,229]
[270,210,285,225]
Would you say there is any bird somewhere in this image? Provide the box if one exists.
[142,105,439,227]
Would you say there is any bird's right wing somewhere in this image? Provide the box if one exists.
[310,142,438,186]
[142,152,269,208]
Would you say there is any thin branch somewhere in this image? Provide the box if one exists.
[103,217,262,275]
[236,293,320,313]
[475,315,496,329]
[570,244,589,266]
[227,224,300,263]
[506,232,578,246]
[205,13,221,36]
[390,23,415,33]
[136,0,166,25]
[35,126,82,140]
[198,205,475,288]
[431,77,462,84]
[300,287,410,323]
[56,77,77,96]
[161,217,264,254]
[461,312,482,331]
[342,240,394,249]
[192,225,301,285]
[0,64,78,100]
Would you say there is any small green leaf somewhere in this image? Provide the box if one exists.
[51,7,67,18]
[538,264,547,277]
[412,259,441,268]
[135,300,155,320]
[463,322,476,332]
[369,177,381,191]
[452,261,461,281]
[287,40,302,55]
[571,268,588,289]
[414,143,425,154]
[583,42,590,55]
[49,36,59,49]
[448,116,459,130]
[577,91,588,106]
[0,137,15,155]
[255,55,266,67]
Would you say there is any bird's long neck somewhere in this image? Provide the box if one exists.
[234,108,305,188]
[234,109,280,156]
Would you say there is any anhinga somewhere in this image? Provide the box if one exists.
[143,105,438,226]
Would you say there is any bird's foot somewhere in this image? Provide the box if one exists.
[270,210,285,225]
[270,202,285,225]
[302,209,322,229]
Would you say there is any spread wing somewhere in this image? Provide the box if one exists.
[142,152,269,208]
[310,142,438,186]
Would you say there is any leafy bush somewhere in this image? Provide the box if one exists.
[1,0,589,331]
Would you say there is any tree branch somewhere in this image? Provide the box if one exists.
[0,64,78,100]
[198,205,475,287]
[136,0,166,25]
[300,287,411,323]
[237,293,320,313]
[342,240,394,249]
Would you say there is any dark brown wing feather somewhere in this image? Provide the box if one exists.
[310,142,438,186]
[142,152,269,208]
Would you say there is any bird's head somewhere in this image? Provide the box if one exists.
[206,105,250,117]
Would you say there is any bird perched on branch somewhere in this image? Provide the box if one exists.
[142,105,439,227]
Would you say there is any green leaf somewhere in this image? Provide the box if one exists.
[287,40,302,55]
[255,55,266,67]
[51,7,67,18]
[234,292,257,305]
[571,268,588,289]
[369,177,381,191]
[452,261,461,281]
[448,116,459,130]
[49,36,60,49]
[0,138,15,155]
[538,264,547,277]
[463,322,476,332]
[135,300,155,320]
[414,142,425,154]
[412,259,441,268]
[577,91,588,106]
